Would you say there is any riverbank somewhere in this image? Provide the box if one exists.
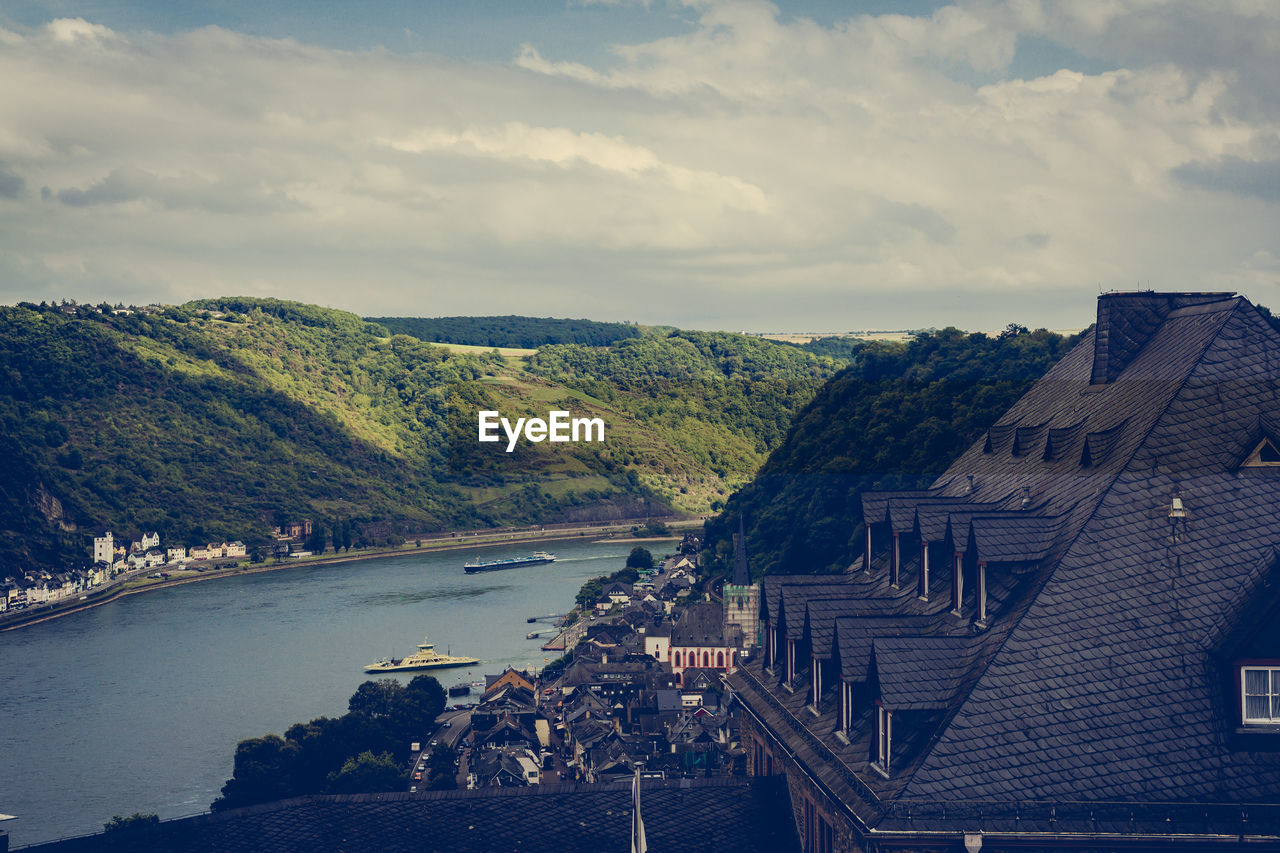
[0,537,640,848]
[0,518,698,633]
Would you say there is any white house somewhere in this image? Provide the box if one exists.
[140,531,160,550]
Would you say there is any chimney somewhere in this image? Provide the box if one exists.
[1091,292,1232,384]
[1021,486,1031,509]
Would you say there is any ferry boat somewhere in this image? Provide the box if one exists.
[463,551,556,574]
[363,638,480,673]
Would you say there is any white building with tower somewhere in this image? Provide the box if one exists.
[93,532,114,565]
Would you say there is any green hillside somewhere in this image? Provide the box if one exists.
[704,326,1084,576]
[368,315,642,348]
[0,299,845,572]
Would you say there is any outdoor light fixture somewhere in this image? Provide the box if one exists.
[1169,494,1189,544]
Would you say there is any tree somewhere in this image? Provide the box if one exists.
[212,735,301,811]
[611,567,640,585]
[346,676,446,757]
[324,750,406,794]
[626,546,653,570]
[401,674,447,734]
[347,679,406,720]
[305,522,326,554]
[104,812,159,833]
[103,812,161,849]
[576,576,606,608]
[426,742,458,789]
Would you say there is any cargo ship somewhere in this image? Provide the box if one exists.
[463,551,556,573]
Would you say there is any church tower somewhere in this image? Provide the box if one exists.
[723,518,760,651]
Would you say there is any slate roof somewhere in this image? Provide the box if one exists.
[834,616,936,682]
[804,598,911,656]
[762,574,849,624]
[861,489,939,529]
[670,601,728,646]
[903,297,1280,804]
[913,498,1005,542]
[872,636,984,711]
[730,293,1280,843]
[26,778,800,853]
[966,513,1067,564]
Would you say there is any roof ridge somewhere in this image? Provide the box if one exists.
[894,299,1246,801]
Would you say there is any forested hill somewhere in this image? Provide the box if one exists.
[704,326,1084,576]
[0,298,845,572]
[368,315,642,348]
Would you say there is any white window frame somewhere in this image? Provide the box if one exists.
[1241,665,1280,724]
[840,681,852,733]
[872,703,892,777]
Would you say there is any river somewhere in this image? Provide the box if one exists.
[0,537,654,848]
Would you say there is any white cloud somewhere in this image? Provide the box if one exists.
[0,3,1277,330]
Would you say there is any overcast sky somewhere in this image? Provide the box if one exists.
[0,0,1276,332]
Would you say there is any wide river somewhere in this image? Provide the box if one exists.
[0,537,656,848]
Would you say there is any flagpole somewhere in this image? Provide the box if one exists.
[631,765,647,853]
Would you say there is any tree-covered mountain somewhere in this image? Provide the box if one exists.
[368,315,642,348]
[704,326,1084,576]
[0,298,846,572]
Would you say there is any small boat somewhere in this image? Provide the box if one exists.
[464,551,556,573]
[448,682,471,697]
[363,638,480,673]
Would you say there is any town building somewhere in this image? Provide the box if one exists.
[723,519,760,652]
[729,292,1280,851]
[92,532,113,565]
[644,601,739,684]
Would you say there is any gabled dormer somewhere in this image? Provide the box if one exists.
[1242,438,1280,467]
[867,635,984,778]
[1208,549,1280,750]
[1234,415,1280,470]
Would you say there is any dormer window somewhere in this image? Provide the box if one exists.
[1242,438,1280,467]
[1242,665,1280,725]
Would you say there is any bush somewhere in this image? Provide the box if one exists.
[626,546,653,570]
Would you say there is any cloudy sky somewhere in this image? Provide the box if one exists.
[0,0,1276,331]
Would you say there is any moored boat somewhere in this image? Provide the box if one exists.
[363,638,479,672]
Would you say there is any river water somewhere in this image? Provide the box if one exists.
[0,538,651,848]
